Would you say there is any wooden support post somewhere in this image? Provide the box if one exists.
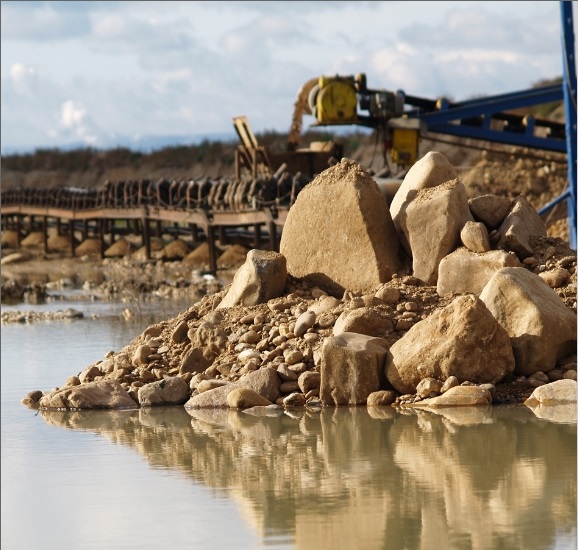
[42,216,49,254]
[155,220,162,238]
[83,220,89,240]
[189,223,199,243]
[56,218,62,236]
[16,215,22,248]
[207,224,218,276]
[99,219,106,259]
[268,221,277,252]
[254,223,261,250]
[219,225,227,245]
[133,219,140,236]
[142,217,151,260]
[70,220,76,257]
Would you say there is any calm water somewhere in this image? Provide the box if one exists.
[1,295,576,550]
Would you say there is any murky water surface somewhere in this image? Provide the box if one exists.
[2,296,576,550]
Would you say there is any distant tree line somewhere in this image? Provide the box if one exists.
[1,75,564,176]
[0,129,351,174]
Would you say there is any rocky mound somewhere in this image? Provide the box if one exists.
[22,153,577,415]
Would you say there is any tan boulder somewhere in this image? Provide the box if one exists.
[333,306,395,338]
[1,230,20,248]
[75,238,101,255]
[367,390,397,406]
[48,234,78,251]
[320,332,388,406]
[460,221,491,253]
[539,267,571,289]
[390,151,458,253]
[188,311,229,360]
[405,385,493,408]
[104,237,133,258]
[480,267,577,375]
[496,195,548,259]
[469,194,512,229]
[195,379,228,393]
[226,388,273,409]
[138,376,190,406]
[21,231,45,247]
[163,238,191,260]
[385,294,514,394]
[180,347,214,374]
[437,247,522,296]
[183,242,215,266]
[218,244,250,267]
[405,179,474,285]
[217,249,287,309]
[39,380,137,410]
[308,295,342,315]
[279,158,400,296]
[294,310,316,337]
[524,379,577,406]
[184,367,280,409]
[298,371,321,394]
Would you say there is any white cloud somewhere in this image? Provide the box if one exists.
[0,1,568,153]
[1,2,91,41]
[54,100,106,146]
[9,63,38,94]
[60,100,87,129]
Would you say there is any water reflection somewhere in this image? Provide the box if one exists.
[40,406,576,550]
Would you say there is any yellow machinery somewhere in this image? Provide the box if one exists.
[298,73,422,170]
[310,76,358,124]
[388,117,421,166]
[233,115,343,180]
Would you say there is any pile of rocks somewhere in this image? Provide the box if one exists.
[22,153,577,415]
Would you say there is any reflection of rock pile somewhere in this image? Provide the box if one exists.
[23,152,577,414]
[38,406,577,549]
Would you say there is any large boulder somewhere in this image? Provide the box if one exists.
[390,151,458,253]
[437,247,522,297]
[480,267,577,375]
[385,294,514,394]
[333,306,395,338]
[217,249,287,309]
[320,332,388,406]
[279,158,400,297]
[404,385,493,408]
[138,376,190,406]
[184,367,280,409]
[495,195,548,259]
[460,221,491,253]
[469,194,512,229]
[524,379,577,406]
[38,380,137,410]
[405,179,474,285]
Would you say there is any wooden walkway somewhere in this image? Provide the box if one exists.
[1,203,289,275]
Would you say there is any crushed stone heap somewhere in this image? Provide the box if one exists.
[22,154,577,417]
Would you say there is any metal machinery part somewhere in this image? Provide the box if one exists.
[301,1,576,249]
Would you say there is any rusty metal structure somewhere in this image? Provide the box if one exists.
[0,168,315,274]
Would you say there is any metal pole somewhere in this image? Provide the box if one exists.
[561,0,577,250]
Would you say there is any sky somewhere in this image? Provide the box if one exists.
[0,1,573,154]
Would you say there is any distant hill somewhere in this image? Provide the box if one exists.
[0,129,371,190]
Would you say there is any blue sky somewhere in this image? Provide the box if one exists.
[0,1,571,153]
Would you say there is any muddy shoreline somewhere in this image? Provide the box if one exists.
[1,234,243,314]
